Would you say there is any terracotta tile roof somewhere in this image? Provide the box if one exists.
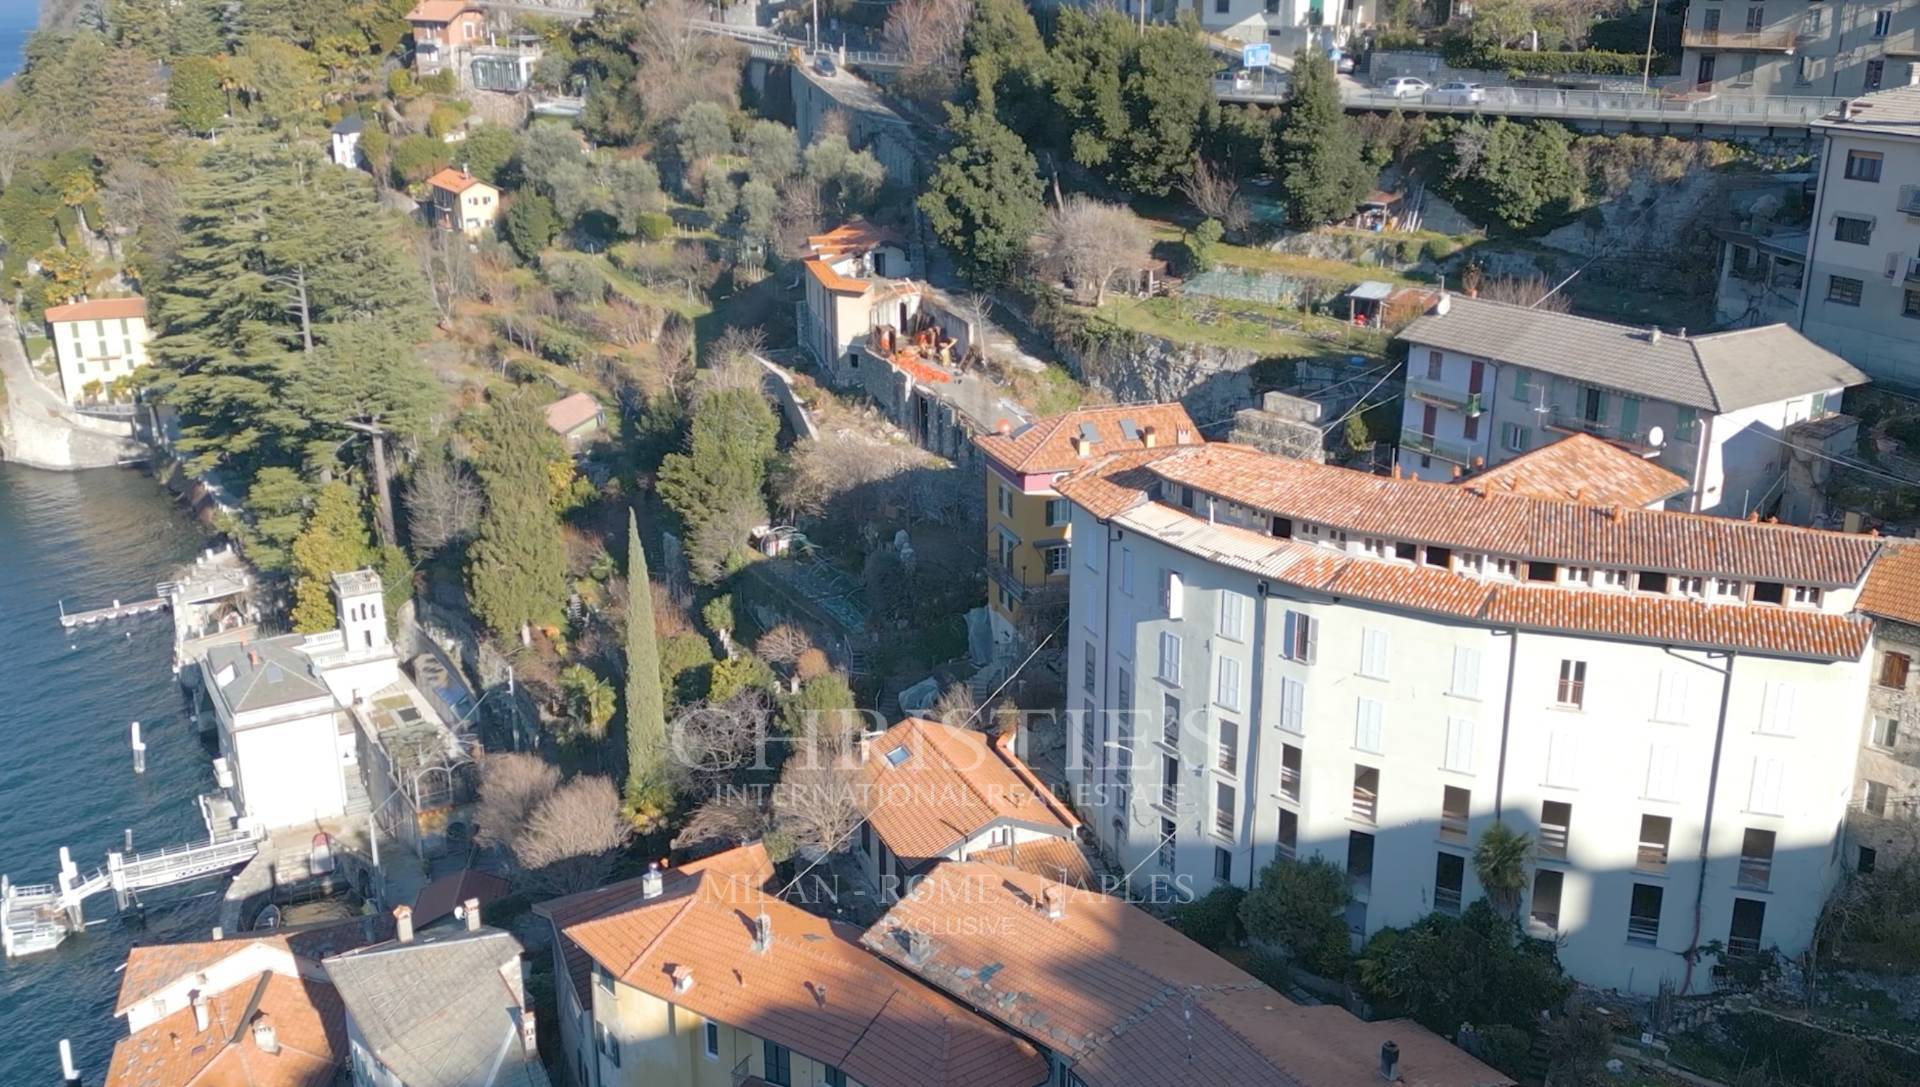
[542,391,602,436]
[105,971,346,1087]
[861,863,1511,1087]
[966,837,1097,888]
[803,257,870,294]
[806,219,901,260]
[1140,443,1879,586]
[1461,433,1689,508]
[540,844,1047,1087]
[859,719,1076,865]
[425,167,487,194]
[1856,541,1920,626]
[405,0,473,22]
[115,917,384,1016]
[974,402,1202,476]
[45,296,147,323]
[1051,449,1181,520]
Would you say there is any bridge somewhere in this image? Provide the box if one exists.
[1,829,262,958]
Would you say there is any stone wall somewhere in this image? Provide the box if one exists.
[0,393,147,469]
[1062,330,1261,428]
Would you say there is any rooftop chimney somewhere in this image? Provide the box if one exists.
[1433,290,1451,316]
[191,991,209,1033]
[671,964,695,994]
[751,911,773,955]
[642,862,664,900]
[248,649,259,668]
[1379,1040,1400,1081]
[518,1007,537,1053]
[252,1016,280,1056]
[394,904,414,945]
[1649,327,1662,345]
[1451,464,1463,479]
[211,927,223,941]
[463,897,482,932]
[1073,436,1091,459]
[996,418,1012,435]
[1041,885,1067,922]
[1391,463,1403,480]
[906,927,933,965]
[1142,425,1158,449]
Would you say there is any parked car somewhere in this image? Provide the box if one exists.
[1336,53,1357,74]
[1432,81,1487,104]
[1381,76,1431,98]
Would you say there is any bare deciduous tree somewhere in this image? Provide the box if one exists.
[656,314,697,403]
[1179,158,1251,241]
[774,176,823,260]
[773,746,863,855]
[755,623,814,669]
[404,455,484,556]
[931,683,977,728]
[674,790,772,850]
[670,689,773,775]
[511,774,632,895]
[629,0,746,128]
[775,435,933,522]
[1033,195,1153,307]
[883,0,972,104]
[474,753,560,849]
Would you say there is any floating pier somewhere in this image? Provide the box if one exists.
[58,596,167,629]
[1,829,263,958]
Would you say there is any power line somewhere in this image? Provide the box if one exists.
[1744,426,1920,490]
[1319,361,1405,434]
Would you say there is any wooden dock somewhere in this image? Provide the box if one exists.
[58,596,168,629]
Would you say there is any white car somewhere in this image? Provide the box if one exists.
[1432,81,1487,105]
[1382,76,1431,98]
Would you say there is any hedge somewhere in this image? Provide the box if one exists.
[1443,40,1678,77]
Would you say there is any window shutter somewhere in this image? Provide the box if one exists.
[1546,730,1578,787]
[1451,646,1481,698]
[1216,657,1240,710]
[1282,611,1298,660]
[1444,717,1475,773]
[1760,682,1798,736]
[1362,628,1389,678]
[1655,671,1690,723]
[1305,615,1319,664]
[1749,757,1788,815]
[1280,677,1305,735]
[1355,698,1384,753]
[1644,744,1681,801]
[1164,571,1185,619]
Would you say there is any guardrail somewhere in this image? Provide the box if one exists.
[1682,29,1799,51]
[1216,78,1843,128]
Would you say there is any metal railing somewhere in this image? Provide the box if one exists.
[1682,28,1799,50]
[1440,812,1470,843]
[1352,785,1378,824]
[1736,855,1772,890]
[1220,80,1846,127]
[1400,430,1473,465]
[1905,258,1920,285]
[1279,765,1301,802]
[1539,823,1570,860]
[1215,807,1235,837]
[1628,916,1661,944]
[1638,842,1669,872]
[1435,885,1462,915]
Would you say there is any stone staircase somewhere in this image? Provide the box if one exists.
[342,765,372,819]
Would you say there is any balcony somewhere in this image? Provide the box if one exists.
[1682,28,1799,51]
[1440,811,1470,843]
[1637,842,1669,873]
[1901,186,1920,218]
[1435,885,1462,915]
[986,562,1067,607]
[1351,785,1378,824]
[1406,376,1473,412]
[1538,823,1570,861]
[1399,430,1474,466]
[1905,257,1920,285]
[1628,916,1661,945]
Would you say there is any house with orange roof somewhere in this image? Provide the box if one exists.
[103,916,386,1087]
[863,861,1513,1087]
[43,295,150,406]
[973,403,1201,649]
[1052,437,1912,994]
[854,717,1094,895]
[1454,432,1689,510]
[532,842,1048,1087]
[425,167,499,237]
[544,390,604,453]
[405,0,485,76]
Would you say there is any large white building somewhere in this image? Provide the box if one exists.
[1055,440,1904,994]
[1796,84,1920,384]
[44,296,151,406]
[1396,294,1866,518]
[1678,0,1919,98]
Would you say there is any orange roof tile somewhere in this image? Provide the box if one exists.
[967,837,1097,888]
[1859,541,1920,627]
[45,296,147,323]
[803,256,870,294]
[539,844,1046,1087]
[888,348,952,385]
[859,718,1077,864]
[105,972,346,1087]
[115,917,384,1016]
[1461,433,1689,507]
[1140,443,1879,586]
[805,219,901,260]
[424,167,487,194]
[405,0,473,23]
[974,403,1202,475]
[543,391,602,436]
[862,863,1512,1087]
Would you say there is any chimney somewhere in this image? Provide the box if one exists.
[1433,291,1451,316]
[1073,436,1091,458]
[1471,456,1484,469]
[906,927,932,965]
[751,911,773,954]
[1379,1040,1400,1081]
[191,991,209,1032]
[394,904,414,944]
[463,896,482,932]
[1678,327,1687,338]
[518,1007,537,1053]
[1041,885,1067,922]
[996,418,1012,435]
[671,964,695,994]
[210,927,223,941]
[642,862,664,900]
[248,649,259,668]
[252,1016,280,1056]
[812,982,829,1008]
[1391,463,1403,480]
[1841,98,1855,120]
[1450,464,1463,479]
[1649,327,1662,345]
[1142,425,1158,449]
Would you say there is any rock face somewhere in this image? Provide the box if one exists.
[1068,332,1261,427]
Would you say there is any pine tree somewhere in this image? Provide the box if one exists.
[168,56,225,136]
[623,509,670,817]
[1274,50,1374,228]
[918,105,1044,287]
[290,482,374,632]
[655,387,778,542]
[466,395,568,641]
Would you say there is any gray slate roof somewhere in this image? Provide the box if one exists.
[1398,295,1867,412]
[204,635,331,715]
[332,114,366,135]
[326,928,548,1087]
[1812,84,1920,140]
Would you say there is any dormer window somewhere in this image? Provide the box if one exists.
[1328,529,1350,548]
[1301,523,1323,540]
[1751,582,1785,606]
[1599,569,1632,590]
[1362,537,1389,557]
[1675,576,1704,597]
[1638,571,1669,594]
[1791,586,1824,607]
[1713,578,1742,600]
[1456,553,1485,575]
[1564,566,1593,586]
[1492,558,1520,580]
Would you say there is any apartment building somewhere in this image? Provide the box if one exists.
[1796,84,1920,384]
[1186,0,1373,57]
[1056,441,1899,994]
[1397,294,1866,516]
[1679,0,1920,97]
[44,296,151,405]
[863,862,1512,1087]
[534,843,1048,1087]
[974,404,1200,649]
[1852,543,1920,869]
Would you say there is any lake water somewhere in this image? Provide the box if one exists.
[0,0,38,83]
[0,464,218,1084]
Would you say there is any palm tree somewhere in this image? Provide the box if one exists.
[1474,821,1533,920]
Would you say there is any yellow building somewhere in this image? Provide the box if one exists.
[973,404,1201,650]
[425,167,499,236]
[535,843,1047,1087]
[44,296,150,405]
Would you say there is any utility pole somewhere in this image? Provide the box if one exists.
[1642,0,1660,91]
[811,0,819,52]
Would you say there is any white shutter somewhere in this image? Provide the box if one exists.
[1451,646,1482,698]
[1219,592,1245,640]
[1355,698,1384,753]
[1654,670,1690,724]
[1749,757,1788,815]
[1644,743,1681,801]
[1361,628,1390,679]
[1760,682,1798,736]
[1444,717,1475,773]
[1546,730,1578,788]
[1163,570,1185,619]
[1216,657,1241,711]
[1280,677,1305,735]
[1305,614,1319,664]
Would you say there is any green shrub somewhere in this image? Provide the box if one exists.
[542,328,589,367]
[1241,855,1353,979]
[1174,886,1247,951]
[633,210,674,243]
[1444,39,1675,76]
[1423,236,1459,262]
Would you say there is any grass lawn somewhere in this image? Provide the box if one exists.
[1095,294,1387,359]
[1003,361,1086,416]
[23,334,48,361]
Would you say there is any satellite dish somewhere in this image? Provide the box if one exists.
[1646,425,1665,449]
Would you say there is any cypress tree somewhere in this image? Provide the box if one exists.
[1275,50,1374,228]
[289,481,374,633]
[624,509,670,817]
[466,395,568,641]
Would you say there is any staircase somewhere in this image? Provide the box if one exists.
[342,765,372,818]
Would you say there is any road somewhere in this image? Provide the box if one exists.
[0,304,73,416]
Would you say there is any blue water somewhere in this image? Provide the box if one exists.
[0,465,216,1084]
[0,0,37,83]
